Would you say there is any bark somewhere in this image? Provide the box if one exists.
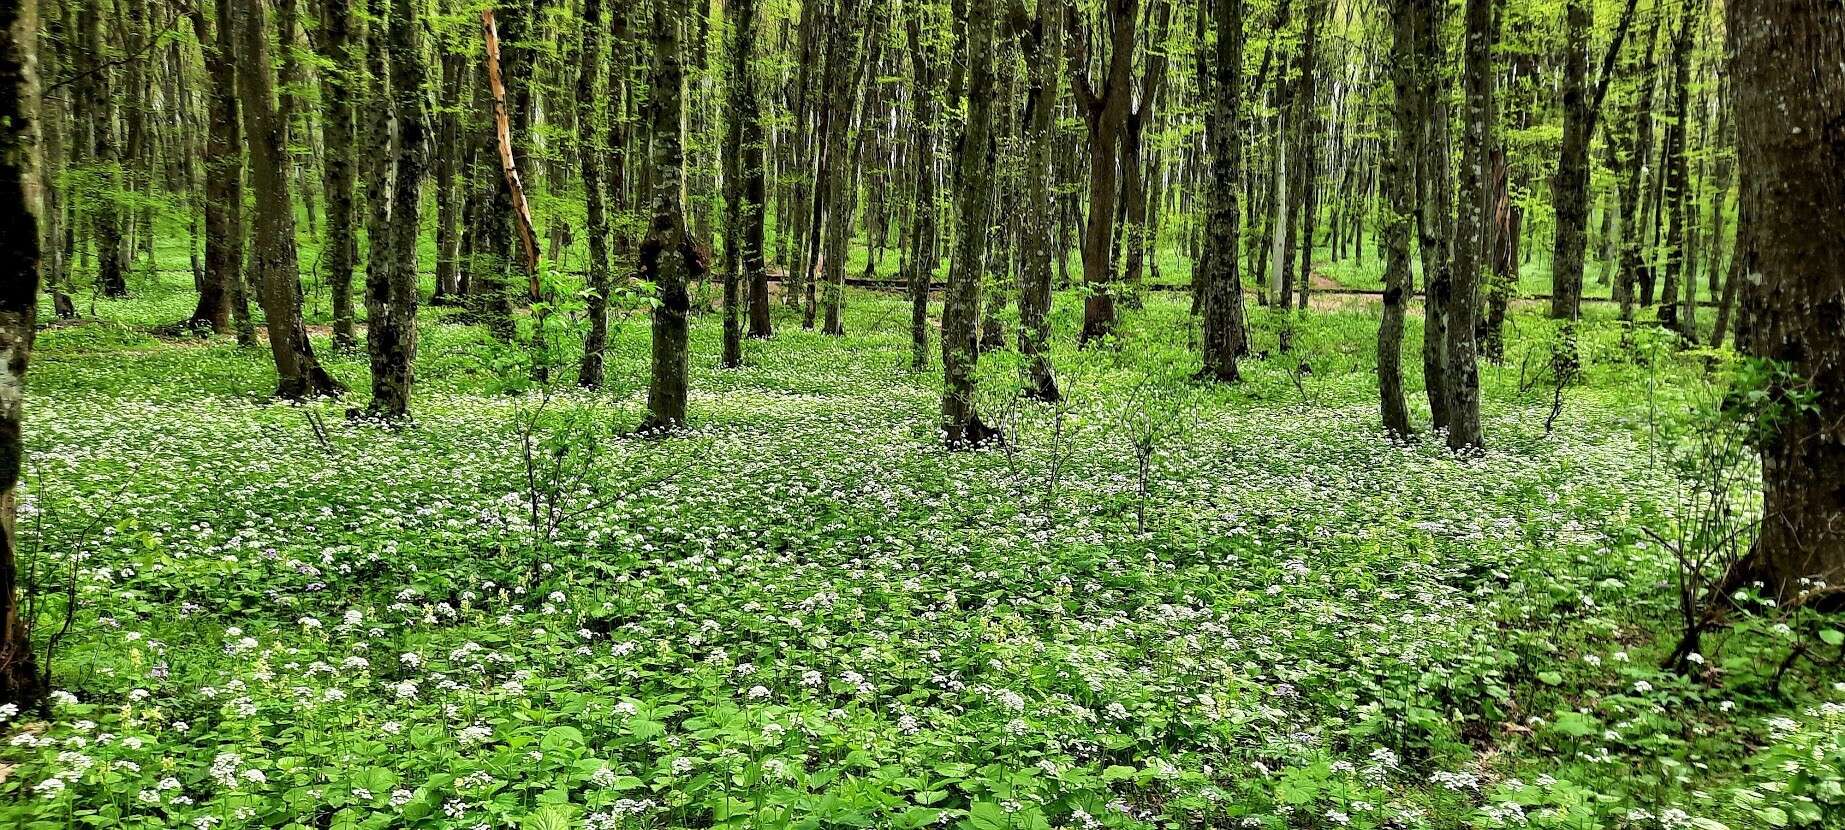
[365,0,430,418]
[1410,0,1453,430]
[1015,0,1062,399]
[639,0,700,432]
[432,44,466,305]
[1656,0,1697,335]
[821,3,870,336]
[1726,0,1845,601]
[1119,0,1171,311]
[0,0,45,708]
[720,0,761,366]
[1613,9,1662,319]
[578,0,612,386]
[1379,0,1416,439]
[317,0,358,349]
[236,0,342,399]
[1069,0,1142,345]
[1728,0,1845,605]
[943,0,1000,446]
[740,0,771,342]
[1198,0,1247,385]
[187,2,247,338]
[1551,0,1640,320]
[79,0,125,297]
[903,9,938,372]
[1447,0,1491,451]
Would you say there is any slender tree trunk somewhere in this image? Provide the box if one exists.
[1379,0,1417,439]
[904,9,937,372]
[1411,0,1453,430]
[1553,0,1640,319]
[1199,0,1247,385]
[1656,0,1697,335]
[578,0,613,386]
[1017,0,1063,399]
[0,0,46,708]
[1071,0,1142,346]
[720,0,761,366]
[319,0,359,351]
[80,1,126,297]
[1727,0,1845,605]
[1446,0,1491,450]
[187,4,247,337]
[639,0,699,431]
[740,0,771,342]
[822,5,870,336]
[366,0,430,418]
[237,0,342,398]
[943,0,1000,446]
[432,47,466,304]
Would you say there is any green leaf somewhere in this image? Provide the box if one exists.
[1537,671,1563,686]
[962,801,1010,830]
[522,805,574,830]
[1102,765,1138,782]
[1818,628,1844,647]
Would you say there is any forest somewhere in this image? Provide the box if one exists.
[0,0,1842,827]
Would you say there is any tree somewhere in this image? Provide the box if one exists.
[1013,0,1063,400]
[942,0,1001,447]
[903,3,941,372]
[639,0,701,431]
[1408,0,1453,430]
[721,0,766,367]
[1197,0,1246,385]
[365,0,431,418]
[1067,0,1142,345]
[1446,0,1491,451]
[1549,0,1639,320]
[739,0,771,344]
[185,0,252,341]
[1379,0,1416,439]
[1727,0,1845,604]
[78,0,125,298]
[577,0,613,386]
[819,0,870,336]
[316,0,359,351]
[237,0,343,399]
[0,0,44,708]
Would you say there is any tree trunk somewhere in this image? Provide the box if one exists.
[740,0,771,342]
[1198,0,1247,385]
[432,46,465,305]
[1446,0,1491,451]
[318,0,359,350]
[639,0,699,431]
[0,0,46,708]
[1728,0,1845,605]
[721,0,761,366]
[365,0,430,418]
[904,8,938,372]
[1553,0,1640,319]
[578,0,613,386]
[1017,0,1063,400]
[1411,0,1453,430]
[1656,0,1697,335]
[1071,0,1142,346]
[942,0,1000,446]
[187,3,248,338]
[1379,0,1417,439]
[80,0,126,297]
[237,0,343,399]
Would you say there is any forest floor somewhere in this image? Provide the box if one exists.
[3,269,1840,830]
